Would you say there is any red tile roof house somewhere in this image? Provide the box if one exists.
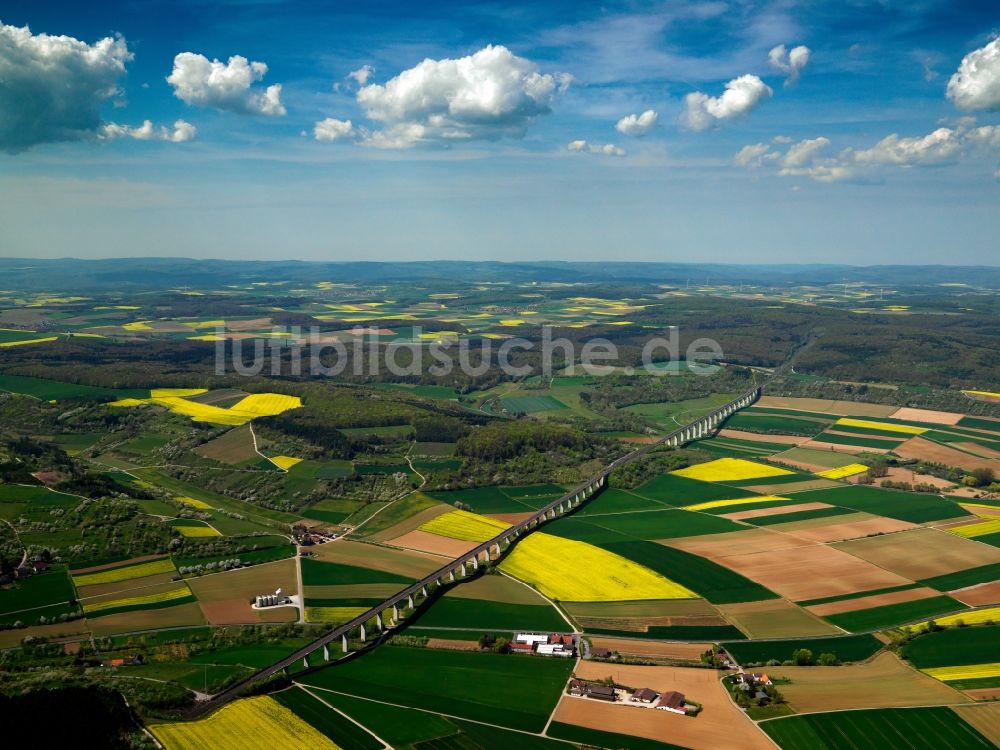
[510,642,535,653]
[549,634,575,647]
[585,684,618,702]
[655,691,687,714]
[631,688,659,704]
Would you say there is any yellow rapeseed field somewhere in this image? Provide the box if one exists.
[835,418,927,435]
[0,336,59,348]
[499,533,698,602]
[683,495,790,512]
[419,509,511,542]
[73,558,176,588]
[948,519,1000,539]
[903,607,999,632]
[270,455,303,471]
[923,663,1000,682]
[305,606,370,624]
[173,522,221,538]
[151,388,209,398]
[108,391,300,426]
[672,457,793,482]
[150,696,341,750]
[83,585,191,615]
[817,463,870,480]
[177,496,213,510]
[963,390,1000,399]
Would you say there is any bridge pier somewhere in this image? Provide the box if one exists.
[470,556,478,571]
[449,570,455,582]
[303,655,309,669]
[323,644,330,661]
[359,624,366,642]
[459,562,467,577]
[421,585,427,597]
[376,613,383,631]
[408,594,415,608]
[342,634,348,653]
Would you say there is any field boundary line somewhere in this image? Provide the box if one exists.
[295,684,393,749]
[755,701,981,723]
[298,682,581,746]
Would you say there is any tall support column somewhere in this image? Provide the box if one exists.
[421,586,428,597]
[376,612,383,631]
[449,570,455,582]
[459,562,467,577]
[323,644,330,661]
[359,624,366,642]
[408,594,415,609]
[342,634,348,653]
[470,556,478,570]
[303,655,309,669]
[493,542,501,557]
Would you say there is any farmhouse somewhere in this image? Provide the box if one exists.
[631,687,659,704]
[515,633,550,646]
[656,691,687,714]
[586,684,618,702]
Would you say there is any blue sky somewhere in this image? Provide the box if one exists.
[1,0,998,264]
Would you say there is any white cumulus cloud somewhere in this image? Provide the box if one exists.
[768,44,811,86]
[99,119,196,142]
[348,65,372,86]
[616,109,658,137]
[851,128,962,166]
[167,53,286,116]
[681,75,773,131]
[0,21,132,152]
[567,140,625,156]
[314,117,355,142]
[947,37,1000,112]
[354,45,569,148]
[735,121,1000,182]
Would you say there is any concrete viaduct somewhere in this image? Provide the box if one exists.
[194,384,763,714]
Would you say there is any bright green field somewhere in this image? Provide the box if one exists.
[823,595,965,632]
[411,597,567,631]
[499,394,567,413]
[918,563,1000,592]
[761,707,994,750]
[632,473,758,505]
[301,558,413,586]
[273,687,383,750]
[601,539,778,603]
[299,646,572,732]
[902,625,1000,669]
[721,634,883,665]
[796,485,968,524]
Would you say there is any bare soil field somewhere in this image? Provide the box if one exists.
[560,662,773,750]
[952,442,1000,460]
[679,542,913,602]
[718,428,808,445]
[70,554,168,575]
[83,578,191,609]
[832,528,1000,580]
[961,689,1000,704]
[306,539,443,578]
[721,501,832,521]
[765,456,830,473]
[890,407,964,425]
[386,529,476,557]
[369,504,453,542]
[446,573,550,605]
[717,599,841,637]
[87,601,207,636]
[766,652,967,712]
[757,396,898,417]
[806,586,941,617]
[563,599,720,619]
[188,559,297,625]
[779,515,918,544]
[878,466,957,489]
[765,511,872,533]
[0,619,91,648]
[227,317,273,331]
[199,600,297,624]
[193,424,258,464]
[588,637,710,662]
[951,581,1000,607]
[895,436,1000,471]
[663,527,808,558]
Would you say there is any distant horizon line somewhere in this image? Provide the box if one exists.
[2,256,1000,270]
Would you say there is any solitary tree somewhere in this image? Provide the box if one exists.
[792,648,814,666]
